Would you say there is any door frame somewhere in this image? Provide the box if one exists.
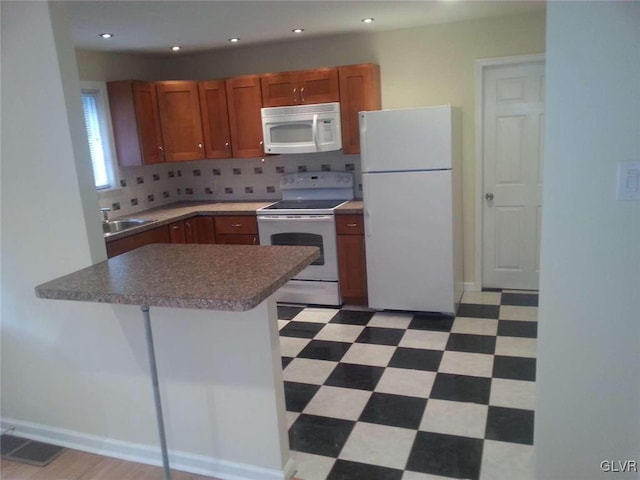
[474,53,545,291]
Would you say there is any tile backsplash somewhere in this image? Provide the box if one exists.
[97,151,362,218]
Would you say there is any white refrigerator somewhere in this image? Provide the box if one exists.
[360,105,463,314]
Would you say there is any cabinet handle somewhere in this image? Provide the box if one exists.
[347,223,358,227]
[293,87,298,104]
[231,223,243,228]
[171,225,179,230]
[159,146,165,161]
[300,87,305,103]
[253,236,258,245]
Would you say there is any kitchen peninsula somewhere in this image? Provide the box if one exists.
[35,243,319,480]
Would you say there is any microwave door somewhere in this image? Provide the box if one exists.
[265,120,316,154]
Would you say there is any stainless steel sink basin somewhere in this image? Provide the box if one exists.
[103,218,156,235]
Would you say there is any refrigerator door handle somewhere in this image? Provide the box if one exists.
[312,114,319,150]
[364,209,372,238]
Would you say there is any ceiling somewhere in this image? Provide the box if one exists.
[68,1,546,57]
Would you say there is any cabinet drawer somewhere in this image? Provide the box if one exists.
[336,214,364,235]
[214,215,258,235]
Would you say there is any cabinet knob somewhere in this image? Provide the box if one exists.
[198,143,203,149]
[225,142,230,149]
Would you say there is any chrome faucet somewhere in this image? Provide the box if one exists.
[99,207,111,223]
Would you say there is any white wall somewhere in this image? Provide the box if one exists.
[1,3,291,478]
[536,2,640,479]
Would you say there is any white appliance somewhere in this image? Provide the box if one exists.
[360,105,463,315]
[257,171,354,306]
[261,102,342,154]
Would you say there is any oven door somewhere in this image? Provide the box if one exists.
[257,215,338,281]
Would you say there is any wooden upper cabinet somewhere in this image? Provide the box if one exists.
[155,81,205,162]
[338,64,382,154]
[261,68,339,107]
[107,81,163,166]
[198,80,232,159]
[225,75,264,158]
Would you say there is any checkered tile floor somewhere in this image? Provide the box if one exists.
[277,290,538,480]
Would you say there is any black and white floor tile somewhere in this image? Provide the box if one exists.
[277,290,538,480]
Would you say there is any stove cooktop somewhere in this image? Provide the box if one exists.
[262,199,347,210]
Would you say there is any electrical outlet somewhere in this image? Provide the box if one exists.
[616,161,640,201]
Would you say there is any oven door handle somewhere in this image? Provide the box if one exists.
[257,215,334,222]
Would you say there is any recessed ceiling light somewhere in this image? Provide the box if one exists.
[99,33,114,39]
[229,37,240,43]
[292,28,304,34]
[171,45,181,52]
[362,18,375,24]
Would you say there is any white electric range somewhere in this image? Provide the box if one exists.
[257,171,354,306]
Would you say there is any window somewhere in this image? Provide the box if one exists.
[81,83,116,190]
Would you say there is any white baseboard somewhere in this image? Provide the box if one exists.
[0,418,296,480]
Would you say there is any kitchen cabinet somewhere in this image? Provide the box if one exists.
[225,75,264,158]
[105,225,170,258]
[214,215,259,245]
[338,63,382,154]
[261,68,339,107]
[155,81,205,162]
[169,217,216,244]
[107,80,164,166]
[336,214,368,305]
[198,80,232,159]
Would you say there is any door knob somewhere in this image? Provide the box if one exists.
[485,192,494,201]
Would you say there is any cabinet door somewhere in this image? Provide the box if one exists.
[261,72,298,107]
[156,81,205,162]
[216,234,259,245]
[105,225,170,258]
[338,64,382,154]
[169,221,187,243]
[298,68,339,105]
[225,75,265,158]
[198,81,232,159]
[337,234,368,305]
[193,216,216,244]
[108,81,163,166]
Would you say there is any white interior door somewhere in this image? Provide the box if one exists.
[482,60,545,290]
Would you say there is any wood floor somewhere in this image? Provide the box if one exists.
[0,449,222,480]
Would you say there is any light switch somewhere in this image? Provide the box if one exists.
[616,161,640,201]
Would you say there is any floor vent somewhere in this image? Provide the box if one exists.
[1,434,65,467]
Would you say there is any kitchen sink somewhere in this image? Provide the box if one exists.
[103,218,156,235]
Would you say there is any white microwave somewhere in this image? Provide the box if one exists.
[261,102,342,154]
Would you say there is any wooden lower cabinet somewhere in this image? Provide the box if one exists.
[214,215,259,245]
[169,217,215,244]
[106,225,171,258]
[336,214,368,305]
[106,214,258,257]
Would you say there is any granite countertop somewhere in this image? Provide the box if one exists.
[105,201,275,242]
[335,200,364,214]
[35,244,319,311]
[106,200,364,242]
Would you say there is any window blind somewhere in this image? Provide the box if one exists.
[81,92,110,189]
